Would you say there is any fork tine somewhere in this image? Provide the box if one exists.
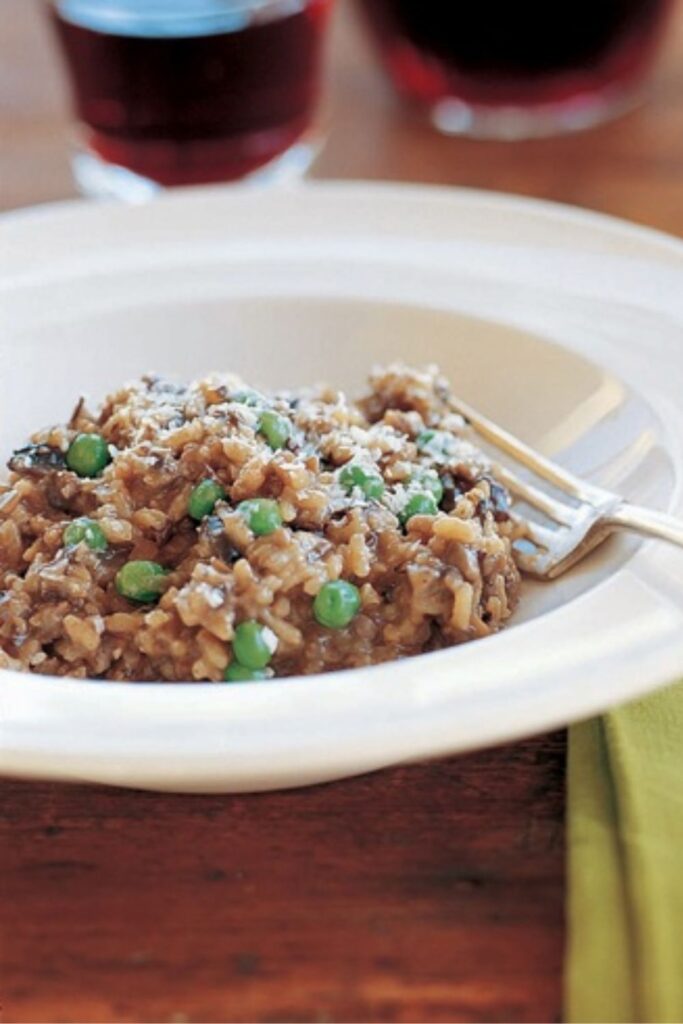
[512,519,582,579]
[510,523,557,578]
[450,396,608,504]
[494,464,577,526]
[520,519,559,551]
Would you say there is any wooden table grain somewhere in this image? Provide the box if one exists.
[1,3,682,1022]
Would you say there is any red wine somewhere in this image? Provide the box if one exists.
[358,0,672,119]
[52,1,331,186]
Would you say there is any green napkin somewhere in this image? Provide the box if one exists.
[566,682,683,1023]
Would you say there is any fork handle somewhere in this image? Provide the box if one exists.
[609,502,683,550]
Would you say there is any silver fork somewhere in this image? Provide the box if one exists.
[449,396,683,580]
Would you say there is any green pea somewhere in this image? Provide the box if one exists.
[415,429,453,460]
[339,463,385,500]
[416,430,436,450]
[224,661,270,683]
[66,433,111,478]
[63,517,108,552]
[238,498,282,537]
[412,468,444,505]
[399,492,438,526]
[232,620,277,669]
[188,478,225,521]
[258,410,291,450]
[115,560,168,603]
[313,580,361,630]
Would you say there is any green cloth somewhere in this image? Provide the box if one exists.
[566,682,683,1023]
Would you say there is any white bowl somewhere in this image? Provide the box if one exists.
[2,182,683,791]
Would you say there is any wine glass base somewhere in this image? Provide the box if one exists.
[429,82,644,140]
[72,135,322,201]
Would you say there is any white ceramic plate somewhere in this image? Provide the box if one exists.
[1,182,683,792]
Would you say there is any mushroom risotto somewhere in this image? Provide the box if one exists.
[0,365,523,681]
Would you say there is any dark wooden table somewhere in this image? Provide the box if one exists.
[2,3,682,1021]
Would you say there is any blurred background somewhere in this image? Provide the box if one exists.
[2,0,682,232]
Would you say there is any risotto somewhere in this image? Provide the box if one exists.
[0,364,523,682]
